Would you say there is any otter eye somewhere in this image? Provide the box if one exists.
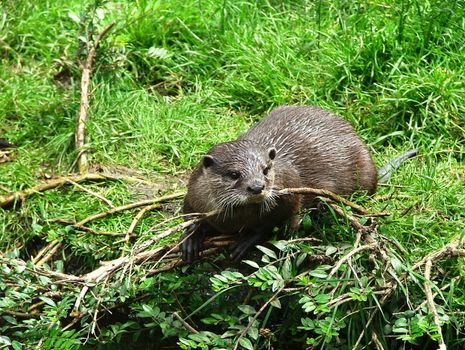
[263,167,270,176]
[227,171,241,180]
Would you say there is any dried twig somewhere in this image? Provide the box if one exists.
[351,292,392,350]
[233,288,283,350]
[0,172,153,209]
[125,203,162,243]
[278,187,380,215]
[75,22,115,173]
[328,243,378,278]
[1,257,81,283]
[64,177,114,207]
[35,242,63,267]
[51,218,128,237]
[32,240,61,264]
[77,192,183,226]
[424,259,446,350]
[325,201,368,232]
[412,237,465,271]
[173,312,199,334]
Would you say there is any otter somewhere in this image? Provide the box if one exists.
[0,139,14,149]
[181,106,415,262]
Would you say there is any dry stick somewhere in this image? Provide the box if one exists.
[0,257,81,282]
[75,21,115,173]
[327,287,391,309]
[278,187,382,216]
[371,331,385,350]
[325,201,378,249]
[325,201,368,232]
[414,277,460,313]
[133,210,219,253]
[67,292,152,331]
[73,245,173,311]
[233,288,283,350]
[147,240,235,276]
[124,203,161,243]
[73,221,228,313]
[173,312,199,334]
[51,219,128,237]
[349,228,457,348]
[412,238,465,271]
[71,285,90,316]
[97,172,163,186]
[328,243,378,279]
[424,259,447,350]
[0,184,11,192]
[64,177,114,207]
[32,240,61,264]
[0,172,136,209]
[77,192,184,226]
[351,293,391,350]
[90,279,108,336]
[85,217,200,280]
[36,242,63,267]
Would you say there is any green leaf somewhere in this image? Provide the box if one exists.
[67,11,81,24]
[256,246,277,260]
[238,305,256,316]
[2,315,17,325]
[272,240,288,251]
[31,223,43,233]
[270,298,282,309]
[325,246,338,256]
[281,258,293,280]
[296,253,307,267]
[239,337,253,350]
[248,326,259,340]
[390,257,404,272]
[309,269,328,279]
[0,336,12,346]
[12,340,22,350]
[243,260,260,269]
[39,296,56,307]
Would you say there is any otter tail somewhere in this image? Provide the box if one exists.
[0,139,15,149]
[378,149,418,183]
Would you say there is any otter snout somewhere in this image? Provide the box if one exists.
[247,182,265,195]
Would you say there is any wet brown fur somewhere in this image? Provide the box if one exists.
[182,106,378,262]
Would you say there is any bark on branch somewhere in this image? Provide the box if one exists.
[75,22,115,173]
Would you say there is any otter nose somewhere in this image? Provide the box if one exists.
[247,184,265,194]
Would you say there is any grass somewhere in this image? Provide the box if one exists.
[1,0,465,349]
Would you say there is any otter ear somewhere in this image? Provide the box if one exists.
[202,155,216,168]
[267,147,276,160]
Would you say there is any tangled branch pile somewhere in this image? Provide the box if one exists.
[1,175,463,349]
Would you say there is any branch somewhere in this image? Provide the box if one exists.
[124,203,162,243]
[233,288,283,350]
[35,241,63,267]
[173,312,199,334]
[64,177,114,207]
[412,237,465,271]
[424,259,446,350]
[0,172,149,209]
[76,191,183,226]
[328,243,377,278]
[278,187,384,216]
[75,22,115,173]
[51,219,128,237]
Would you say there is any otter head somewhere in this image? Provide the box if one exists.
[199,140,277,212]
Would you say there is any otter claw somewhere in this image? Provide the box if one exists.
[180,224,205,263]
[230,231,267,262]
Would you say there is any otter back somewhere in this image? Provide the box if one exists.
[181,105,377,262]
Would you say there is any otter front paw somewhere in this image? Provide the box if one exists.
[180,223,205,263]
[230,231,267,262]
